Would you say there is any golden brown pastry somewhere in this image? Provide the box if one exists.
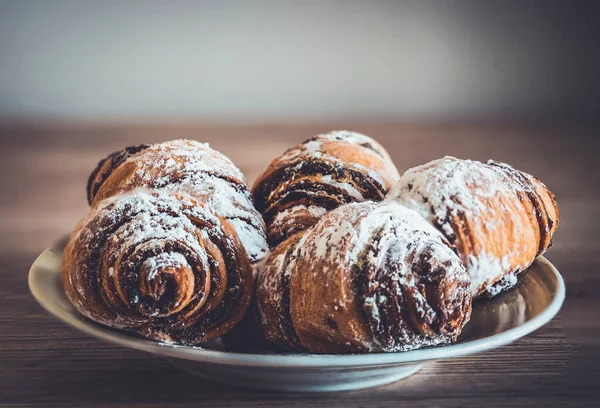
[252,130,400,246]
[223,130,400,350]
[256,201,472,353]
[62,190,253,344]
[64,139,267,344]
[86,143,149,204]
[88,139,268,264]
[386,157,559,297]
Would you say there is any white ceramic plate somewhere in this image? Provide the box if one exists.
[29,240,565,392]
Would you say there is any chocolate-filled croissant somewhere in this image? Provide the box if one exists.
[88,139,268,264]
[64,139,267,344]
[252,131,400,246]
[223,130,400,350]
[62,190,254,344]
[256,201,472,353]
[387,157,559,297]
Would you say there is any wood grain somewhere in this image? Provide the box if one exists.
[0,121,598,407]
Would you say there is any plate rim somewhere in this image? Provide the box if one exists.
[29,246,565,368]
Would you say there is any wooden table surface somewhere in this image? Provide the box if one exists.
[1,121,598,407]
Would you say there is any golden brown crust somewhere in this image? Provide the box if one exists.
[87,140,268,264]
[65,139,269,345]
[252,131,400,246]
[86,144,149,205]
[249,133,474,354]
[387,157,559,297]
[256,201,472,353]
[62,191,254,344]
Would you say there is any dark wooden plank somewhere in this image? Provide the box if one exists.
[0,121,598,406]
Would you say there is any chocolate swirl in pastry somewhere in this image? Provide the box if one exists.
[386,156,559,297]
[87,143,149,205]
[256,201,472,353]
[87,139,268,264]
[252,130,400,246]
[62,190,254,344]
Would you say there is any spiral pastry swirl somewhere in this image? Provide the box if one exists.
[87,139,268,264]
[256,201,472,353]
[62,190,254,344]
[387,157,559,297]
[252,131,400,246]
[86,143,149,205]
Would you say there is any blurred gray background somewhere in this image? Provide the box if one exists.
[1,0,599,121]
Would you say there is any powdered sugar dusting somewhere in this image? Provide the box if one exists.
[485,271,519,297]
[466,252,511,294]
[273,131,394,189]
[387,156,508,232]
[109,140,268,263]
[270,205,328,228]
[64,187,255,342]
[295,201,470,351]
[254,131,401,247]
[321,175,365,201]
[309,201,466,283]
[84,190,210,259]
[386,156,531,294]
[134,140,246,184]
[143,252,190,280]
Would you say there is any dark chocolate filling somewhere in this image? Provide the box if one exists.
[354,225,411,350]
[86,144,149,204]
[254,158,386,213]
[276,235,305,350]
[354,223,461,350]
[256,158,387,245]
[81,194,249,345]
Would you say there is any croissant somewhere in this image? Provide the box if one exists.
[62,190,254,344]
[87,139,268,264]
[63,139,267,344]
[252,130,400,246]
[256,201,472,353]
[222,130,401,350]
[386,156,559,297]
